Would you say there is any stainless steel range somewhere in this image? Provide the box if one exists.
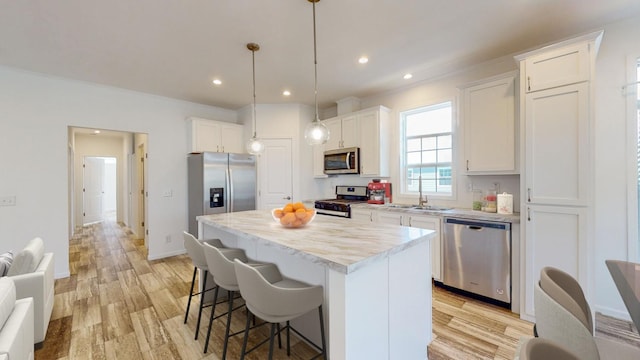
[314,185,369,218]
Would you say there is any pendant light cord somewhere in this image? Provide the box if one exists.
[312,0,319,123]
[252,47,257,138]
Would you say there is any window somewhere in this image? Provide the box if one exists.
[401,101,453,196]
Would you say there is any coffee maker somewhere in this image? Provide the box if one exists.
[367,179,392,204]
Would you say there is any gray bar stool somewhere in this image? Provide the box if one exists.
[182,231,223,340]
[202,242,263,357]
[234,259,326,360]
[519,338,579,360]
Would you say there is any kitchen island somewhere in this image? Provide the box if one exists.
[197,210,435,359]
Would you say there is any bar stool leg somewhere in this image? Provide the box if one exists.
[240,309,252,360]
[195,270,208,340]
[319,306,327,359]
[286,321,291,356]
[184,266,197,324]
[268,323,277,360]
[222,290,235,360]
[203,286,220,353]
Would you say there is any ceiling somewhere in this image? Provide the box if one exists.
[1,0,640,110]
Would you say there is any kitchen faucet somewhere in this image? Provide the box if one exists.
[418,175,428,207]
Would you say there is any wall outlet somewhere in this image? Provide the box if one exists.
[0,196,16,206]
[165,235,172,244]
[162,189,173,197]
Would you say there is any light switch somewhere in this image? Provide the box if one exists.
[0,196,16,206]
[162,190,173,197]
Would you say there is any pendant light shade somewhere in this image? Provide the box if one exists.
[304,0,330,146]
[246,42,264,155]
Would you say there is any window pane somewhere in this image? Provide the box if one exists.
[407,152,422,165]
[438,135,452,149]
[438,149,452,162]
[422,150,437,163]
[422,137,437,150]
[407,138,421,152]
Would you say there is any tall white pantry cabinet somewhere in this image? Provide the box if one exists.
[515,30,603,321]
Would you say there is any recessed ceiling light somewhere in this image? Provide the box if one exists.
[93,130,101,134]
[212,79,222,85]
[283,90,291,96]
[403,73,413,80]
[358,56,369,64]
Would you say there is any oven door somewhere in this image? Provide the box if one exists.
[324,147,359,174]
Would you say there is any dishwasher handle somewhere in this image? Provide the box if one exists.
[444,217,511,231]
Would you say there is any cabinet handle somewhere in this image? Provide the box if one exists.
[466,160,469,171]
[408,217,412,227]
[527,188,531,202]
[221,146,224,152]
[369,213,372,222]
[527,207,531,221]
[527,76,531,91]
[216,145,220,152]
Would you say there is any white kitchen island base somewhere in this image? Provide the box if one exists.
[198,211,433,359]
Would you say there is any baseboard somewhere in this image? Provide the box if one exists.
[594,305,632,322]
[55,271,70,279]
[147,249,186,261]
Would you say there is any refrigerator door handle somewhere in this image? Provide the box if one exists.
[227,168,233,212]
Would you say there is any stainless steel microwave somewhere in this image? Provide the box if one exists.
[324,147,360,175]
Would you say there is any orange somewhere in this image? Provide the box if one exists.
[283,204,294,213]
[292,219,303,227]
[280,212,296,225]
[295,208,307,219]
[293,202,305,211]
[273,209,284,218]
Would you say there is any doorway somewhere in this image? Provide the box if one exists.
[82,156,117,224]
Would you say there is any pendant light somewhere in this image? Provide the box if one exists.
[304,0,330,146]
[246,42,265,155]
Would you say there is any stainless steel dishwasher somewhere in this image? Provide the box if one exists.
[443,217,511,304]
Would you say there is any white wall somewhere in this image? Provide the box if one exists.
[0,66,237,278]
[592,16,640,318]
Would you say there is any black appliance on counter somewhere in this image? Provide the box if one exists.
[314,185,368,218]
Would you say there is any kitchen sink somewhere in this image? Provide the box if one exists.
[385,204,414,208]
[411,205,453,211]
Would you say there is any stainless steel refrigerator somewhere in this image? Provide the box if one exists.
[188,152,256,235]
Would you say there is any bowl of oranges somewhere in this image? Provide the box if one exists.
[272,202,316,228]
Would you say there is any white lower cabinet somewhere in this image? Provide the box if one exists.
[371,210,442,281]
[350,208,373,222]
[523,205,587,318]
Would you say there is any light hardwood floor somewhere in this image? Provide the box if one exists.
[34,220,539,359]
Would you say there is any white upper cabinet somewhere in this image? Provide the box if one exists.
[188,117,244,153]
[464,74,517,174]
[524,83,590,206]
[358,107,390,177]
[341,115,360,149]
[323,117,343,151]
[523,42,590,93]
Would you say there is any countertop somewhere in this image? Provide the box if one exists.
[197,210,435,274]
[351,203,521,224]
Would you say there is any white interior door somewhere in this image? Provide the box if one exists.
[258,139,293,209]
[83,156,104,224]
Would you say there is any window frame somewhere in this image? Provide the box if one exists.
[399,99,457,200]
[627,53,640,262]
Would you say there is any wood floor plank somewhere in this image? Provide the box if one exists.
[101,300,134,341]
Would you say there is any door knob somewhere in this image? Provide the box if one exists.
[283,196,291,200]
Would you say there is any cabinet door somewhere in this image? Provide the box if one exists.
[220,124,243,153]
[351,208,373,222]
[324,118,342,150]
[525,83,589,206]
[341,115,359,149]
[405,214,442,281]
[194,120,222,152]
[359,108,390,177]
[375,211,404,226]
[523,205,587,318]
[465,76,516,173]
[525,43,590,92]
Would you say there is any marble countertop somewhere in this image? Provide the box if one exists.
[197,210,435,274]
[352,203,521,223]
